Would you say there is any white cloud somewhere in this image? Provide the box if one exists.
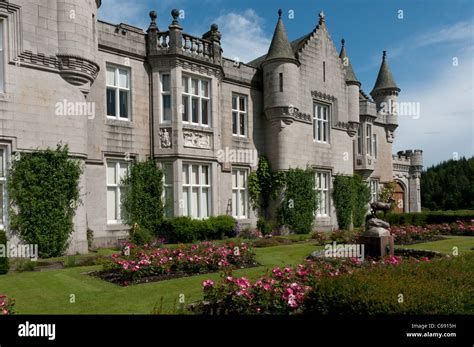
[214,9,271,63]
[98,0,148,28]
[394,51,474,167]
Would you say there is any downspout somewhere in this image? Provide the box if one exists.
[146,61,154,159]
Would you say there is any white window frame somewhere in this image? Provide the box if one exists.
[160,73,171,123]
[0,19,5,93]
[162,162,174,217]
[313,103,330,143]
[0,146,9,230]
[106,160,129,224]
[232,168,248,219]
[370,179,379,203]
[182,163,211,219]
[315,171,330,217]
[181,75,211,127]
[357,125,363,155]
[232,94,247,137]
[366,123,373,156]
[106,64,131,120]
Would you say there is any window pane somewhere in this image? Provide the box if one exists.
[162,74,170,92]
[239,97,245,111]
[232,96,237,110]
[317,120,322,141]
[201,166,209,185]
[107,188,117,220]
[232,112,238,135]
[107,162,116,184]
[119,90,129,118]
[119,69,129,89]
[164,186,174,217]
[232,190,237,217]
[191,187,199,217]
[182,164,189,184]
[239,190,245,217]
[238,170,245,188]
[191,165,199,185]
[119,163,128,182]
[192,79,198,95]
[162,95,171,121]
[182,76,188,93]
[323,122,327,142]
[106,67,116,86]
[323,107,327,120]
[201,99,209,125]
[202,188,209,217]
[240,113,245,136]
[182,188,188,216]
[106,88,116,116]
[192,97,198,123]
[182,95,189,122]
[0,149,4,177]
[232,171,238,188]
[163,164,173,185]
[201,80,209,97]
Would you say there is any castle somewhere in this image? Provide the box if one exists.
[0,1,422,253]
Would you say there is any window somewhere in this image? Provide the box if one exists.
[182,75,210,126]
[0,147,8,229]
[279,73,283,92]
[372,134,377,158]
[162,163,174,217]
[313,103,329,143]
[323,61,326,82]
[161,73,171,122]
[106,160,128,223]
[232,94,247,137]
[357,125,363,155]
[232,168,248,219]
[182,163,211,218]
[0,19,4,93]
[106,65,130,120]
[370,180,379,203]
[315,171,330,216]
[366,123,372,156]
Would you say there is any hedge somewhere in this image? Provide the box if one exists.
[385,211,474,226]
[0,230,9,274]
[157,216,236,244]
[303,253,474,314]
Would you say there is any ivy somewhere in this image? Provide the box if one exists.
[278,167,317,234]
[248,156,284,218]
[8,145,82,258]
[121,158,164,236]
[332,175,355,230]
[352,175,372,227]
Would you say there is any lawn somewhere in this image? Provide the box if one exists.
[0,242,318,314]
[394,236,474,255]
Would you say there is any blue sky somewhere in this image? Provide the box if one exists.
[99,0,474,168]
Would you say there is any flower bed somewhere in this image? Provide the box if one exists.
[190,256,425,315]
[0,295,15,315]
[390,220,474,245]
[93,242,257,286]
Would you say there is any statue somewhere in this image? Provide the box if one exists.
[160,129,171,148]
[370,197,395,217]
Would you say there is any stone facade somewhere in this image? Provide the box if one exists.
[0,2,422,254]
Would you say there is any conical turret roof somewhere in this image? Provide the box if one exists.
[371,51,400,95]
[339,39,360,86]
[263,9,297,65]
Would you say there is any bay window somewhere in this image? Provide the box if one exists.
[182,75,210,126]
[161,73,171,122]
[182,163,211,218]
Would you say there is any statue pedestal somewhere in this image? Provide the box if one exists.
[360,235,394,258]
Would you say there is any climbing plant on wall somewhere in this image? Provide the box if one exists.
[8,144,82,258]
[332,175,355,230]
[352,175,372,228]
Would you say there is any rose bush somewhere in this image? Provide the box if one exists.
[0,295,15,315]
[102,241,256,283]
[192,256,423,315]
[390,220,474,244]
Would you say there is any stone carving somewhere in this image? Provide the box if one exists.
[183,131,210,149]
[160,129,172,148]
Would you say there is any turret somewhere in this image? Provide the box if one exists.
[56,0,101,94]
[262,9,300,125]
[339,38,360,135]
[371,51,400,141]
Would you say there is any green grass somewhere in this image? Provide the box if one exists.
[395,236,474,255]
[0,242,319,314]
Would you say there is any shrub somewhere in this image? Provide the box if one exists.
[15,259,37,272]
[8,144,82,258]
[0,230,9,274]
[207,216,236,239]
[256,218,274,235]
[332,175,355,230]
[129,223,154,245]
[121,158,164,238]
[352,175,371,228]
[0,295,16,315]
[310,231,329,245]
[385,211,474,226]
[278,167,317,234]
[303,254,474,314]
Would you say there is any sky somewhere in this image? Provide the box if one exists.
[98,0,474,168]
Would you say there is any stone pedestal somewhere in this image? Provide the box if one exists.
[360,235,394,258]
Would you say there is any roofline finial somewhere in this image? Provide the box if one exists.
[383,50,387,60]
[341,38,345,46]
[278,9,282,18]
